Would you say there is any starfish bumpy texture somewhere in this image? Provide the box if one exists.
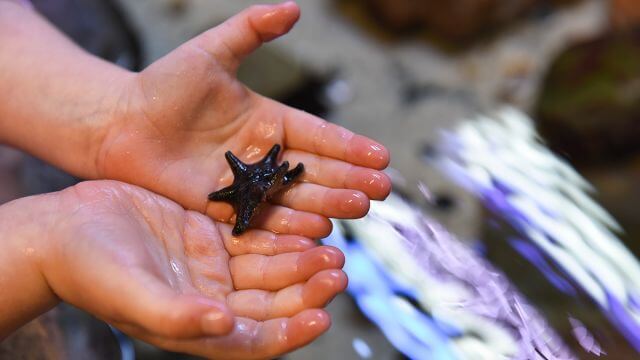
[208,144,304,236]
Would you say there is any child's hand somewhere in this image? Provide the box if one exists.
[2,181,346,359]
[96,2,391,239]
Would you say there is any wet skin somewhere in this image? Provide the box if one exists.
[0,180,347,359]
[0,2,391,239]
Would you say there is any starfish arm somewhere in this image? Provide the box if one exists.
[208,184,238,201]
[283,163,304,185]
[208,145,305,235]
[232,198,261,236]
[225,151,248,176]
[262,143,282,166]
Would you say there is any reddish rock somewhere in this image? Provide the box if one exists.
[611,0,640,31]
[361,0,575,40]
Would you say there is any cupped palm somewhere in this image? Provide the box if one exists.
[43,180,347,359]
[97,2,391,239]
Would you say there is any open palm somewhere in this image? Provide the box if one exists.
[97,2,390,239]
[42,181,347,359]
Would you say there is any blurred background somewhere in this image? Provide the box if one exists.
[2,0,640,359]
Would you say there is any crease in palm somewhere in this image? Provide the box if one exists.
[51,181,345,358]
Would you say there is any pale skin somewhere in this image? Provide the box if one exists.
[0,0,391,239]
[0,180,347,358]
[0,0,391,356]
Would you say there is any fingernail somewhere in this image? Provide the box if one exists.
[201,310,232,335]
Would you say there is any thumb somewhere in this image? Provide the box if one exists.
[191,1,300,72]
[108,269,234,339]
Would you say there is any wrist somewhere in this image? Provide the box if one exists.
[77,68,138,180]
[0,3,136,179]
[0,193,62,338]
[93,71,140,179]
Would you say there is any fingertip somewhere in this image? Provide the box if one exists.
[201,307,235,336]
[374,171,392,200]
[337,190,370,218]
[311,215,333,239]
[280,1,301,17]
[347,135,390,170]
[141,295,232,339]
[277,1,301,25]
[369,142,390,170]
[305,309,332,333]
[250,1,301,42]
[316,216,333,239]
[332,269,349,293]
[324,270,348,302]
[308,269,343,290]
[292,309,331,339]
[304,269,348,307]
[304,245,345,269]
[347,169,392,200]
[197,1,301,73]
[326,246,346,269]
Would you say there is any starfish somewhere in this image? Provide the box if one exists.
[208,144,304,236]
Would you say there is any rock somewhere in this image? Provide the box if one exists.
[611,0,640,31]
[535,30,640,164]
[352,0,578,41]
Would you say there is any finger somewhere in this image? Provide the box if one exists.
[270,183,370,219]
[251,205,333,238]
[216,222,316,256]
[283,149,392,200]
[207,201,332,238]
[133,310,331,360]
[227,269,347,321]
[101,268,234,338]
[192,1,300,72]
[283,107,390,170]
[229,246,345,291]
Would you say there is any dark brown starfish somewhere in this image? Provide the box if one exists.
[208,144,304,236]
